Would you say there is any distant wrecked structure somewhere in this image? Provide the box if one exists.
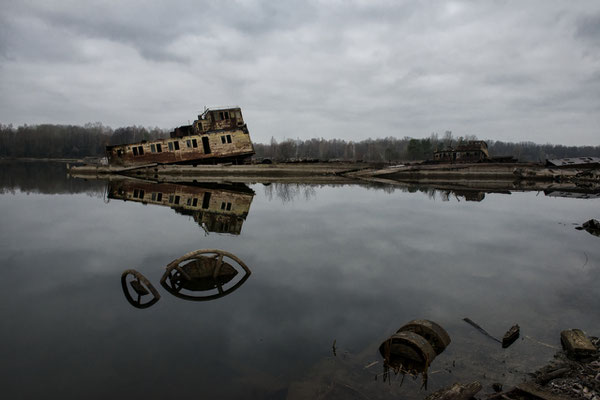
[433,141,490,163]
[546,157,600,169]
[106,107,255,166]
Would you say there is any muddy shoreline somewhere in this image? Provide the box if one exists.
[67,161,600,194]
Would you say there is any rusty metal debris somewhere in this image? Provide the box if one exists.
[160,249,251,302]
[399,319,451,355]
[463,317,521,349]
[463,317,502,344]
[121,269,161,309]
[502,324,520,348]
[121,249,251,307]
[546,157,600,168]
[379,319,451,388]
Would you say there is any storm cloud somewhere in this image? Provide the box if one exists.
[0,0,598,145]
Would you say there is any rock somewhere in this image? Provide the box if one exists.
[425,381,482,400]
[578,219,600,237]
[491,383,503,392]
[561,329,597,358]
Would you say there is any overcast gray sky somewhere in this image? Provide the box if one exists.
[1,0,599,145]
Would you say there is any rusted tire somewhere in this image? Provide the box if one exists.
[379,331,437,365]
[398,319,451,355]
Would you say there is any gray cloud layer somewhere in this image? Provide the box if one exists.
[1,0,599,145]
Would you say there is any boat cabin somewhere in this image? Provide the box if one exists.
[106,107,254,166]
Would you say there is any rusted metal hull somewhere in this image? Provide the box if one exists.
[106,128,254,167]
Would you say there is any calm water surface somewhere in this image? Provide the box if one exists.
[1,161,599,399]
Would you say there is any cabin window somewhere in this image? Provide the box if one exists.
[221,202,226,210]
[151,144,156,153]
[169,195,174,203]
[168,142,174,151]
[226,135,232,143]
[221,136,226,144]
[226,202,232,211]
[156,144,162,153]
[138,146,144,155]
[117,149,123,157]
[186,140,191,148]
[174,141,180,150]
[219,111,225,120]
[192,139,198,148]
[132,147,138,156]
[133,189,139,197]
[152,193,156,201]
[174,195,180,205]
[186,198,191,206]
[156,193,162,201]
[192,198,198,207]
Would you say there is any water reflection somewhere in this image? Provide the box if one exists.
[160,249,251,302]
[121,269,161,309]
[120,250,251,307]
[2,161,598,206]
[107,180,254,234]
[3,162,600,400]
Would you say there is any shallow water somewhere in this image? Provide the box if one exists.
[1,161,599,399]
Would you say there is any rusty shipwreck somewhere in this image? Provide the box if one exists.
[105,107,255,166]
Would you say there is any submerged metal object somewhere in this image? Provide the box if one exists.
[380,331,437,368]
[160,249,251,302]
[379,319,451,387]
[121,269,161,309]
[502,324,520,348]
[121,249,251,307]
[398,319,451,355]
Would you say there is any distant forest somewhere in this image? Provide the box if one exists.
[1,123,598,162]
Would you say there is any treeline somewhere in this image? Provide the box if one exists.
[1,123,598,162]
[0,123,169,158]
[255,133,600,162]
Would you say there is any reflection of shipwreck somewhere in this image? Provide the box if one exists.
[108,180,254,234]
[121,249,251,308]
